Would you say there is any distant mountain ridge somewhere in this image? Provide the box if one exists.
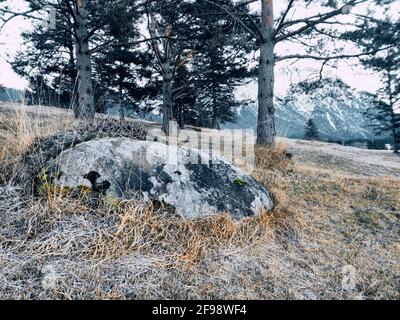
[0,87,25,103]
[224,80,379,142]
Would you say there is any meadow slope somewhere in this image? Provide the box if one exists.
[0,103,399,299]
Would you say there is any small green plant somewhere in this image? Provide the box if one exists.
[76,185,93,195]
[37,170,54,196]
[37,169,71,198]
[102,195,122,211]
[233,178,247,187]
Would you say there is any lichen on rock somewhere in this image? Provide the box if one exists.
[48,137,274,219]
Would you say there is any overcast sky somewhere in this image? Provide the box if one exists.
[1,0,399,99]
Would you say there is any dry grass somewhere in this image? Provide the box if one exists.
[255,143,293,173]
[0,106,74,183]
[0,185,296,299]
[16,197,279,266]
[0,105,399,300]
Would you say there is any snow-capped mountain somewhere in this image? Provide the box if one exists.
[225,80,378,142]
[0,87,25,103]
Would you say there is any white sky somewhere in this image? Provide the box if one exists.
[0,0,399,97]
[0,16,31,90]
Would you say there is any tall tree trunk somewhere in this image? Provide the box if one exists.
[387,69,398,153]
[177,105,184,129]
[162,66,174,135]
[119,90,125,119]
[74,0,94,120]
[211,100,220,129]
[211,113,220,129]
[391,113,399,153]
[394,132,400,154]
[257,0,276,146]
[67,32,77,109]
[390,111,399,153]
[211,80,220,129]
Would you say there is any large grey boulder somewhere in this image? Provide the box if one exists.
[49,138,273,219]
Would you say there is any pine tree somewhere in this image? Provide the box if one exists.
[2,0,153,119]
[304,118,320,141]
[344,18,400,153]
[92,4,154,117]
[140,0,253,130]
[144,0,202,134]
[11,17,77,108]
[172,65,197,128]
[189,1,253,129]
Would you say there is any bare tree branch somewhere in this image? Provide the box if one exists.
[275,0,368,42]
[276,45,395,62]
[202,0,263,41]
[273,0,295,37]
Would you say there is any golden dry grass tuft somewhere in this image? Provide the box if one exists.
[255,143,293,173]
[0,107,73,182]
[17,195,278,269]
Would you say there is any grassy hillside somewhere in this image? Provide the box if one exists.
[0,104,399,299]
